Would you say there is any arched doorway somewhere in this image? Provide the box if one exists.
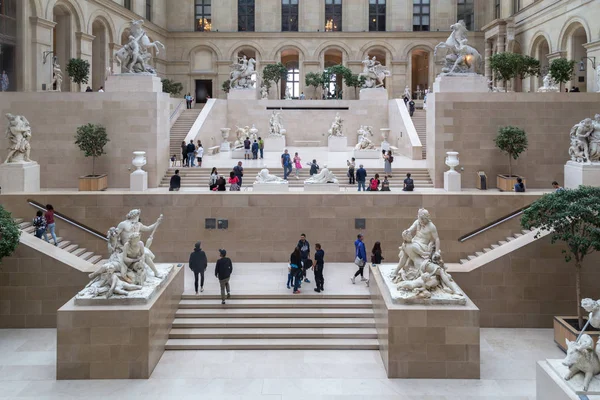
[53,2,77,91]
[323,48,343,99]
[91,19,108,91]
[410,49,430,99]
[281,49,300,99]
[530,35,549,92]
[563,24,589,92]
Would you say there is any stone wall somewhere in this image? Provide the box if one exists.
[427,92,600,189]
[0,92,170,189]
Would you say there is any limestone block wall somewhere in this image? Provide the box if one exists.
[427,92,600,189]
[0,92,170,189]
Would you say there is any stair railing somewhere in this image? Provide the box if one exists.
[27,199,107,242]
[458,206,528,243]
[170,99,185,121]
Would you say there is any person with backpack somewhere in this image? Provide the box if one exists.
[217,176,227,191]
[368,174,380,191]
[409,99,416,117]
[251,140,259,160]
[308,159,319,176]
[289,246,302,294]
[209,167,219,190]
[384,151,393,176]
[313,243,325,293]
[189,241,207,295]
[514,177,526,192]
[281,149,293,180]
[258,137,264,159]
[32,210,46,239]
[352,234,367,284]
[403,173,415,191]
[215,249,233,304]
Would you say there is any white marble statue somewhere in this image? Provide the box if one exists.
[596,65,600,93]
[563,334,600,392]
[355,125,376,150]
[569,114,600,163]
[260,84,269,99]
[403,85,411,100]
[4,114,33,164]
[582,298,600,329]
[538,73,559,93]
[434,20,482,74]
[114,20,164,74]
[304,164,338,184]
[51,57,63,92]
[234,126,251,149]
[269,110,284,137]
[79,261,142,298]
[359,56,391,89]
[328,113,344,137]
[230,55,257,89]
[390,209,464,302]
[255,165,286,184]
[285,86,292,99]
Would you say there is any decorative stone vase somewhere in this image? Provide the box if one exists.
[445,151,459,171]
[132,151,147,173]
[220,128,230,142]
[249,124,259,136]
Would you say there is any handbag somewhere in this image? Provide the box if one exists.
[354,256,365,267]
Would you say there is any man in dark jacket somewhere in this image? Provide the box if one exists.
[169,170,181,191]
[215,249,233,304]
[186,140,196,167]
[251,140,259,159]
[297,233,311,283]
[356,164,367,192]
[189,241,207,294]
[313,243,325,293]
[409,100,416,117]
[233,161,244,187]
[243,137,251,160]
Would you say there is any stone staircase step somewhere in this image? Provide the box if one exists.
[475,252,484,257]
[514,233,523,238]
[63,244,80,253]
[498,241,507,246]
[522,229,531,234]
[506,236,516,242]
[13,218,24,224]
[88,255,103,265]
[79,251,94,261]
[24,226,35,234]
[459,259,469,264]
[467,255,477,261]
[71,248,87,257]
[18,222,32,229]
[491,244,500,249]
[180,293,371,300]
[175,308,374,319]
[57,240,71,249]
[483,248,492,253]
[169,327,378,339]
[178,298,372,309]
[172,317,376,329]
[165,338,379,350]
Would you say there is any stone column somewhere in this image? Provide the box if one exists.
[29,17,56,92]
[496,35,506,91]
[75,32,95,91]
[484,40,492,85]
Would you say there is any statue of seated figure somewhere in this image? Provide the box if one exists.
[304,165,339,184]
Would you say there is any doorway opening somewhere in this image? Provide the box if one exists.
[195,79,213,103]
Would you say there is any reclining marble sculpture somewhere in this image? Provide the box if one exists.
[4,114,33,164]
[304,164,338,184]
[328,113,344,137]
[255,166,286,184]
[114,20,164,74]
[390,208,464,303]
[434,20,482,74]
[230,55,256,89]
[359,56,391,88]
[568,114,600,163]
[355,125,376,150]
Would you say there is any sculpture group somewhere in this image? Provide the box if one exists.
[355,125,376,150]
[434,20,482,74]
[4,114,33,164]
[78,209,165,299]
[568,114,600,163]
[304,164,338,184]
[115,20,165,74]
[269,110,285,136]
[538,73,559,93]
[230,55,256,89]
[359,56,391,88]
[328,113,344,137]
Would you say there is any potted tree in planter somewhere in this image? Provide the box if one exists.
[66,58,90,92]
[521,186,600,351]
[495,126,528,191]
[262,63,288,99]
[549,58,577,93]
[75,123,110,191]
[0,205,21,267]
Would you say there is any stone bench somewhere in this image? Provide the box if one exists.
[294,140,321,147]
[208,146,220,155]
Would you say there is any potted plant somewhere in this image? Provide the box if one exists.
[75,123,110,191]
[521,186,600,351]
[304,72,323,100]
[495,126,528,191]
[489,52,520,92]
[66,58,90,92]
[0,205,21,268]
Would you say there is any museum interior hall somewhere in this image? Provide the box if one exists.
[1,0,600,399]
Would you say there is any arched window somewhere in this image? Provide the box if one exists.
[286,62,299,98]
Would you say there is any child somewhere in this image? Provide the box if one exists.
[170,154,176,167]
[32,210,46,239]
[313,243,325,292]
[293,152,302,179]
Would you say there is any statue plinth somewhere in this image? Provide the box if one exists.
[433,73,488,93]
[444,170,462,192]
[304,183,340,192]
[565,161,600,189]
[220,142,231,152]
[353,149,381,159]
[264,135,286,152]
[130,170,148,191]
[227,88,257,100]
[253,182,289,192]
[105,74,163,93]
[328,136,348,152]
[359,87,388,100]
[0,162,40,193]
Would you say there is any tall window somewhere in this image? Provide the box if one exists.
[325,0,342,32]
[195,0,212,32]
[145,0,152,21]
[238,0,255,31]
[123,0,132,10]
[286,62,299,98]
[369,0,386,32]
[0,0,16,37]
[494,0,501,19]
[282,0,298,32]
[457,0,474,30]
[513,0,521,14]
[413,0,429,31]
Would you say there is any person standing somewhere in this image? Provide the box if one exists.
[196,143,204,167]
[290,247,302,294]
[215,249,233,304]
[258,137,264,159]
[32,210,47,239]
[186,140,196,167]
[169,169,181,191]
[356,164,367,192]
[209,167,219,190]
[308,159,319,176]
[409,99,416,117]
[371,241,383,266]
[281,149,292,180]
[293,152,302,180]
[352,233,367,284]
[313,243,325,293]
[243,137,251,160]
[1,70,9,92]
[347,158,356,185]
[384,151,393,177]
[251,140,259,160]
[403,173,414,191]
[189,241,208,295]
[233,161,244,187]
[297,233,311,283]
[181,140,188,167]
[44,204,58,246]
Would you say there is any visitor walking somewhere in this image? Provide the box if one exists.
[347,158,356,184]
[313,243,325,293]
[1,70,9,92]
[384,151,393,176]
[552,181,565,192]
[196,143,204,167]
[308,159,319,176]
[32,210,47,239]
[243,137,251,160]
[215,249,233,304]
[169,169,181,191]
[403,173,414,191]
[233,161,244,186]
[293,152,302,179]
[209,167,219,190]
[289,247,302,294]
[403,95,409,108]
[258,137,264,159]
[189,241,207,295]
[409,99,416,117]
[44,204,58,246]
[186,140,196,167]
[281,149,293,180]
[352,233,367,284]
[381,175,391,191]
[514,177,526,192]
[356,164,367,192]
[181,140,188,167]
[228,171,241,191]
[297,233,311,283]
[185,93,192,109]
[252,140,259,160]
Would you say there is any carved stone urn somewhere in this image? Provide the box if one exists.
[220,128,230,142]
[132,151,147,173]
[380,128,391,142]
[445,151,459,171]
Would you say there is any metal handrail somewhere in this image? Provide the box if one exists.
[170,99,185,121]
[27,199,108,241]
[458,206,528,243]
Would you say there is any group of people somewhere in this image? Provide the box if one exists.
[347,159,414,192]
[206,163,244,192]
[403,96,416,117]
[280,149,303,180]
[184,93,195,109]
[85,86,104,92]
[178,139,204,168]
[188,242,233,304]
[242,137,264,160]
[31,204,58,246]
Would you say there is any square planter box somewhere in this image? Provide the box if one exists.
[79,174,108,191]
[553,316,600,353]
[496,174,525,192]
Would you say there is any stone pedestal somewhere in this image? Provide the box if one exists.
[220,142,231,152]
[359,87,388,100]
[0,162,40,193]
[353,149,381,159]
[433,73,488,93]
[230,149,247,159]
[536,360,584,399]
[264,135,286,152]
[381,141,390,152]
[564,161,600,189]
[105,74,163,93]
[227,88,257,100]
[328,136,348,152]
[444,170,462,192]
[253,182,289,192]
[304,183,340,192]
[130,170,148,191]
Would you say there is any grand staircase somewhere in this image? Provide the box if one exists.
[169,107,203,158]
[165,294,379,350]
[14,218,108,266]
[160,167,433,189]
[412,110,427,159]
[459,229,532,264]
